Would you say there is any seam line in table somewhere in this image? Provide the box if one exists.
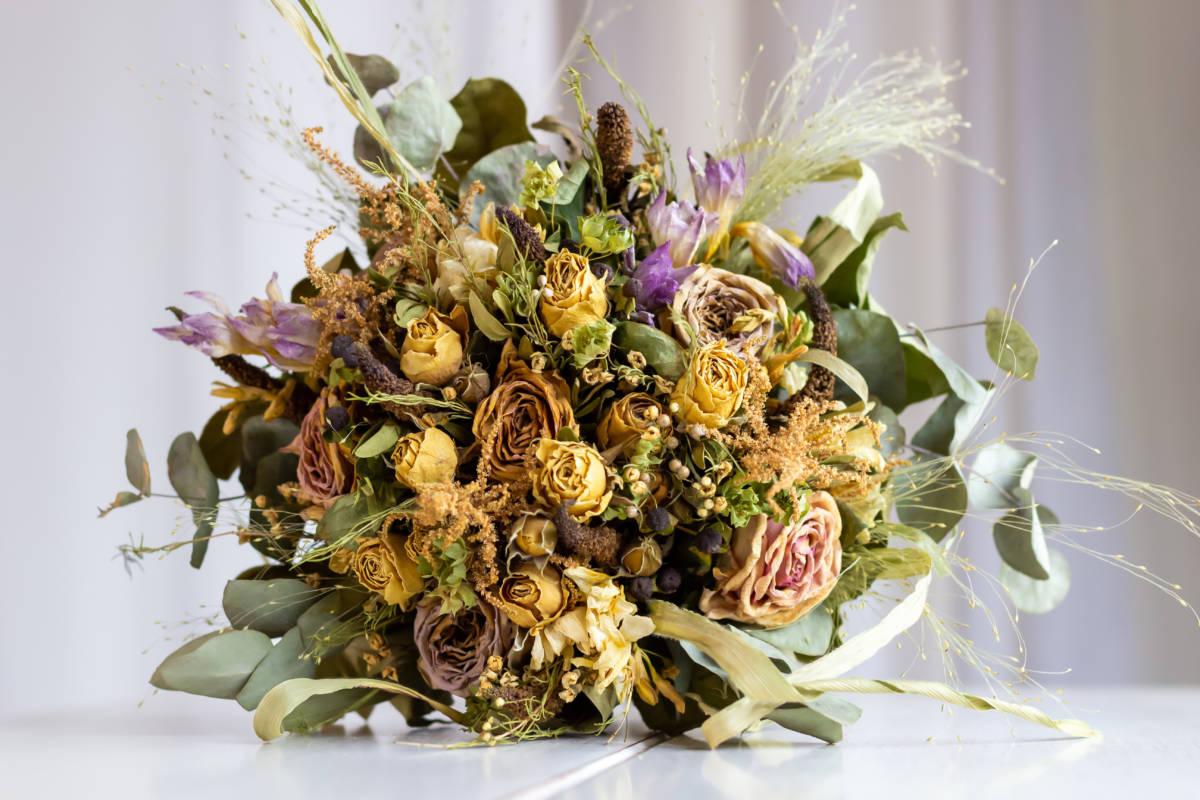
[499,732,670,800]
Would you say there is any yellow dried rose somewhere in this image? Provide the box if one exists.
[352,530,424,609]
[472,343,576,482]
[400,306,467,386]
[670,341,750,429]
[596,393,669,457]
[532,439,613,520]
[392,427,458,488]
[496,561,570,629]
[539,250,609,337]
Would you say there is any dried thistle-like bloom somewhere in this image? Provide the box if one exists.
[495,206,548,264]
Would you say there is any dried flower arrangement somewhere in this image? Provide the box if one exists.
[103,1,1200,747]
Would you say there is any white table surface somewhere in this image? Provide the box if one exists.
[2,688,1197,799]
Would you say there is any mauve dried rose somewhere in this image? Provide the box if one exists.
[413,598,513,696]
[284,390,353,508]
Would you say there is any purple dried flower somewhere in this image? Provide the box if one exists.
[731,222,815,288]
[646,191,716,268]
[627,243,696,313]
[687,149,746,259]
[154,274,320,370]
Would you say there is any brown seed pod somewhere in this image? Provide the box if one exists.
[596,101,633,194]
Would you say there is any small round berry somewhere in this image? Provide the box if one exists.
[657,567,682,594]
[630,576,655,602]
[696,528,723,554]
[325,405,350,431]
[645,507,670,532]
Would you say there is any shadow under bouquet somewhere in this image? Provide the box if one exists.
[104,1,1198,746]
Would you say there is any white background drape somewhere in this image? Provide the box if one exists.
[3,0,1198,715]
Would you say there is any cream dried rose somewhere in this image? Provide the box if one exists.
[392,427,458,488]
[669,266,783,355]
[433,206,500,304]
[399,306,467,386]
[532,439,613,521]
[539,250,609,337]
[670,341,750,430]
[699,491,842,628]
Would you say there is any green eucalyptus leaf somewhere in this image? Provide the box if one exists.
[901,340,951,408]
[831,309,906,409]
[317,492,371,543]
[223,579,323,637]
[150,629,272,699]
[239,417,300,498]
[251,451,300,509]
[236,628,317,711]
[905,328,987,407]
[912,388,992,457]
[894,461,968,542]
[984,307,1039,381]
[1001,549,1070,613]
[468,291,511,341]
[440,78,534,187]
[462,142,554,216]
[969,442,1038,510]
[353,423,400,458]
[379,76,462,172]
[326,52,399,96]
[742,604,835,657]
[167,432,219,569]
[124,428,151,495]
[993,488,1052,580]
[198,408,246,481]
[613,321,686,380]
[551,159,590,205]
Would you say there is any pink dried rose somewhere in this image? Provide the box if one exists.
[699,491,843,628]
[283,390,353,508]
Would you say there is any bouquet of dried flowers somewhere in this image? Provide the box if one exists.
[105,1,1198,746]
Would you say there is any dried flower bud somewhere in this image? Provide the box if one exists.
[621,538,663,577]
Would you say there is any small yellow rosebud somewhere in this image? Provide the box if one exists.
[392,427,458,488]
[400,306,467,386]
